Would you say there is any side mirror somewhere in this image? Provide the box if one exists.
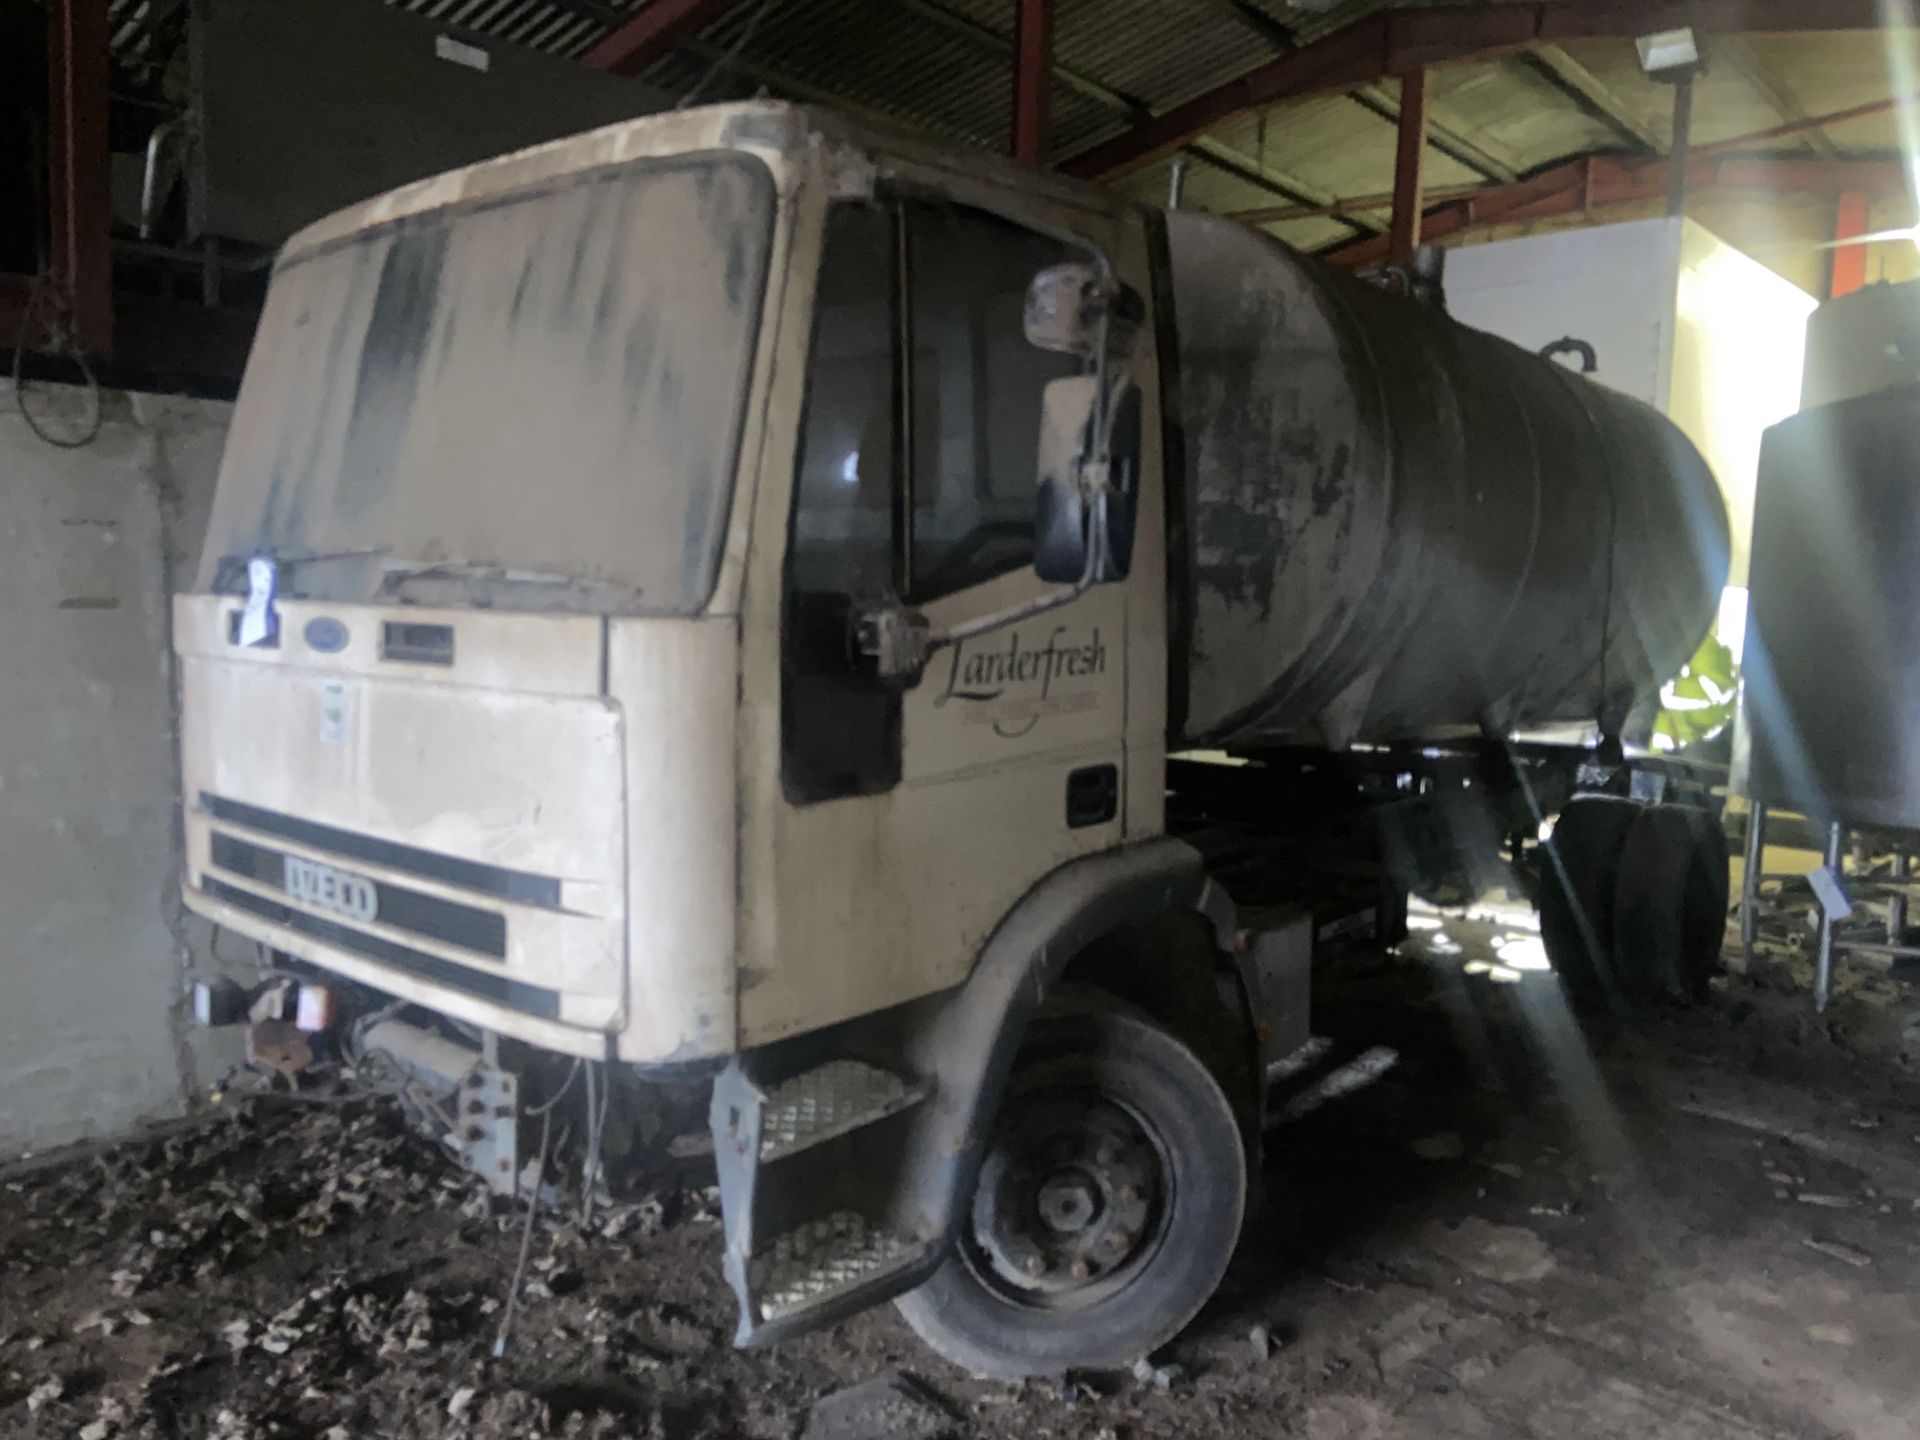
[1034,375,1141,585]
[1024,262,1144,359]
[1035,376,1097,582]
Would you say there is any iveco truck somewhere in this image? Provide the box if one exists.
[178,102,1731,1376]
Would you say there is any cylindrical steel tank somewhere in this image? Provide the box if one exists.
[1165,212,1729,751]
[1744,386,1920,828]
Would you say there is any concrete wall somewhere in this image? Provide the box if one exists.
[0,379,231,1155]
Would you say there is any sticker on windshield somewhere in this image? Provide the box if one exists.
[319,679,349,747]
[237,555,279,647]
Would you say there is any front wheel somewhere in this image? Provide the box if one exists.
[895,1005,1246,1378]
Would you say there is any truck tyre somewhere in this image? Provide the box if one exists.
[1537,794,1641,999]
[895,1006,1246,1378]
[1612,804,1729,1002]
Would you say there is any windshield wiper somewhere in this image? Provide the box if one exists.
[379,560,586,588]
[211,546,388,594]
[376,560,645,610]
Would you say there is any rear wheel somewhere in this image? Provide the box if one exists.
[1612,805,1729,1001]
[1537,794,1641,998]
[895,1006,1245,1378]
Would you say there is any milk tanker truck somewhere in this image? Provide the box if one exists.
[176,104,1729,1375]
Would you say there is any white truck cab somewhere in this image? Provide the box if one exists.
[178,102,1729,1376]
[183,102,1165,1064]
[181,103,1225,1374]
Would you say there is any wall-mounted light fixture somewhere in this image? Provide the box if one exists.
[1636,27,1706,84]
[1637,27,1707,217]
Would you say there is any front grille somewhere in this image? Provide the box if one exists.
[202,877,559,1019]
[208,832,507,958]
[202,793,562,908]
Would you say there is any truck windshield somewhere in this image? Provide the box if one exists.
[198,152,774,615]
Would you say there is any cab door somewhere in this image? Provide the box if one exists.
[743,189,1144,1042]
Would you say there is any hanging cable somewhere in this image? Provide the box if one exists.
[580,1061,610,1226]
[524,1056,583,1118]
[675,0,777,109]
[491,1104,554,1359]
[11,274,103,450]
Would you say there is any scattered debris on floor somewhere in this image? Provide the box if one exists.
[1127,1358,1186,1393]
[799,1372,960,1440]
[1410,1131,1466,1162]
[6,911,1920,1439]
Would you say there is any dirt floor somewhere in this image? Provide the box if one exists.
[5,908,1920,1440]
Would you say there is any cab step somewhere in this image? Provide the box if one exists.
[750,1212,931,1322]
[758,1059,927,1162]
[711,1057,942,1347]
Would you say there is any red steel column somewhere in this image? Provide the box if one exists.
[46,0,113,356]
[1388,67,1429,267]
[1831,190,1870,298]
[1012,0,1054,165]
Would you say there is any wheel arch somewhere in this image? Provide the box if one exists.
[1057,909,1264,1154]
[894,837,1253,1254]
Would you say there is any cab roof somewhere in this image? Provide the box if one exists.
[281,101,1138,267]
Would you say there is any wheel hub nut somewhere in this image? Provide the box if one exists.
[1070,1258,1091,1280]
[1023,1254,1046,1277]
[1038,1175,1098,1233]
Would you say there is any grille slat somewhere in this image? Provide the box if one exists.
[201,793,562,908]
[209,833,507,958]
[202,877,560,1019]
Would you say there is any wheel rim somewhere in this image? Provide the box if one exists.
[963,1085,1172,1310]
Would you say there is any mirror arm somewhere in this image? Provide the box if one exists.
[856,305,1132,686]
[857,497,1110,684]
[927,356,1127,656]
[926,494,1108,651]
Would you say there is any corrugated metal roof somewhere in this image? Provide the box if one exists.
[106,0,192,81]
[135,0,1895,256]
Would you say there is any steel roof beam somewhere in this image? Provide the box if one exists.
[1190,0,1521,185]
[1188,0,1296,51]
[1012,0,1052,162]
[1524,44,1666,152]
[1388,67,1430,265]
[579,0,748,75]
[673,35,908,127]
[1718,36,1840,160]
[1060,0,1887,181]
[1322,151,1905,266]
[47,0,113,357]
[892,0,1145,119]
[884,0,1368,225]
[1259,97,1910,246]
[1294,84,1912,230]
[1185,140,1383,234]
[1348,81,1520,183]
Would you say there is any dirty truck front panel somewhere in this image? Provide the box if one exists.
[178,107,807,1059]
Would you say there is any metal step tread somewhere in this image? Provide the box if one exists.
[759,1059,927,1162]
[750,1213,929,1322]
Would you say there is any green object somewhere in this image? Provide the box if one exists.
[1653,633,1737,752]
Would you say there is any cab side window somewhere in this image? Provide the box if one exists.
[783,196,1085,804]
[791,203,898,597]
[784,202,902,804]
[907,206,1079,601]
